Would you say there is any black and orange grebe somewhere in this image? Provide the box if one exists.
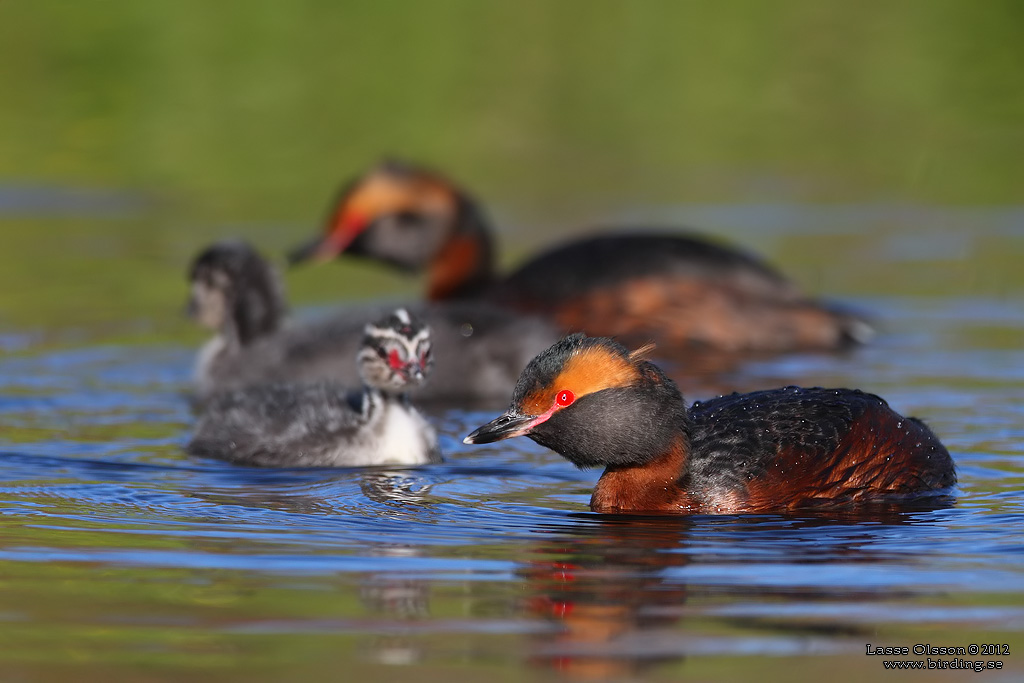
[465,334,955,513]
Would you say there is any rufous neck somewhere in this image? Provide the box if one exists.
[589,435,691,513]
[426,197,496,300]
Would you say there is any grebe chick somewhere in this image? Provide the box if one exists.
[187,240,558,403]
[464,334,955,513]
[188,308,441,467]
[289,160,872,352]
[188,239,294,394]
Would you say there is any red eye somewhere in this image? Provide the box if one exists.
[388,349,403,370]
[556,390,575,407]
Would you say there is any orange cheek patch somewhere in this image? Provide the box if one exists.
[333,171,456,239]
[520,346,641,415]
[345,175,414,219]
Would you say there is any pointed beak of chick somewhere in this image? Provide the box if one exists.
[403,362,426,384]
[463,411,537,445]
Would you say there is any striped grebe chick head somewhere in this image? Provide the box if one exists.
[358,308,434,394]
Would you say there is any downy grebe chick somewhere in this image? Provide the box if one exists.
[464,334,955,513]
[187,240,558,403]
[188,239,292,392]
[188,308,441,467]
[289,160,872,352]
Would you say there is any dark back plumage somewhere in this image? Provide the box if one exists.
[686,387,955,507]
[495,233,794,305]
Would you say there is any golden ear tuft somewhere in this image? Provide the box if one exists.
[628,342,656,362]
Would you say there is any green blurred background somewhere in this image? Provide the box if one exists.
[1,0,1022,341]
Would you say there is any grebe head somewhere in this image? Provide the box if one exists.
[358,308,434,394]
[187,240,285,345]
[464,334,687,468]
[289,160,459,268]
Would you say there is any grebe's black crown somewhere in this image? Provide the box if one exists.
[510,333,634,404]
[375,157,434,179]
[190,240,266,285]
[362,308,430,346]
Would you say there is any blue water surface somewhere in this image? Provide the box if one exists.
[1,298,1023,681]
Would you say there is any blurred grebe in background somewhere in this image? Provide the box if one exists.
[290,160,873,352]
